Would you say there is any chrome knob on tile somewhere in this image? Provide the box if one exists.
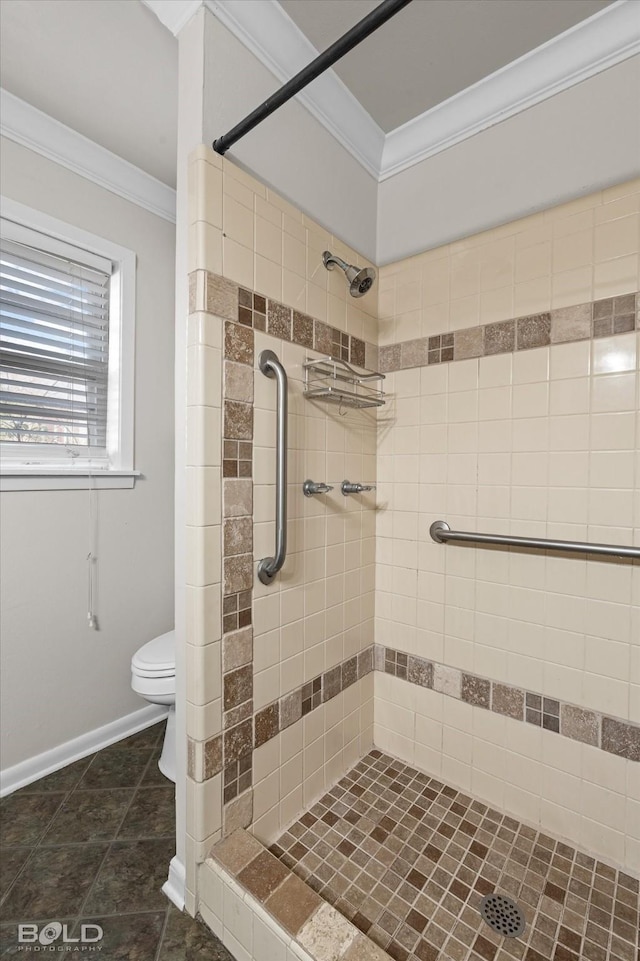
[303,479,333,497]
[341,480,376,495]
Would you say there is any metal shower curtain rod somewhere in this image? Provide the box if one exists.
[212,0,414,156]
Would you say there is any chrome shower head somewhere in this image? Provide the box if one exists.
[323,250,376,298]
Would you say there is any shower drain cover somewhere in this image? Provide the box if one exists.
[480,893,526,938]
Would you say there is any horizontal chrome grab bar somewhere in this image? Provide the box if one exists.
[257,351,288,585]
[429,521,640,560]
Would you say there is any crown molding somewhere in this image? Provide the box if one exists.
[204,0,384,178]
[141,0,639,185]
[0,90,176,223]
[142,0,202,36]
[380,0,640,180]
[198,0,638,185]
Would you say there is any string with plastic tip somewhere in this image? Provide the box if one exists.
[87,551,97,630]
[87,468,99,631]
[78,256,99,633]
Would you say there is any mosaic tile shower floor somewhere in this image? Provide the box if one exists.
[271,751,639,961]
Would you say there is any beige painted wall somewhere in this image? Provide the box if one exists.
[0,0,178,187]
[378,55,640,265]
[0,137,175,769]
[374,180,639,871]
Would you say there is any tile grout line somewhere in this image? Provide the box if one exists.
[153,903,173,961]
[71,743,162,924]
[1,726,188,960]
[0,753,99,913]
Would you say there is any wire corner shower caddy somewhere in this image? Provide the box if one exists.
[303,356,386,410]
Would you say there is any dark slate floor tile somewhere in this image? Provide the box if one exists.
[0,847,32,899]
[117,722,166,751]
[0,793,65,846]
[72,912,166,960]
[0,843,108,921]
[141,745,170,786]
[19,757,94,795]
[1,919,75,955]
[84,839,175,915]
[117,786,175,840]
[157,906,237,960]
[42,789,134,844]
[78,746,153,789]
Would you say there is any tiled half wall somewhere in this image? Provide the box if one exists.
[185,146,379,909]
[186,265,378,854]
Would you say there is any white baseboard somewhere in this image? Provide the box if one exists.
[162,856,186,911]
[0,704,169,797]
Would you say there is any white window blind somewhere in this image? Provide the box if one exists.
[0,228,112,450]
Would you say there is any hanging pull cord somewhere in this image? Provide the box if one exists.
[87,470,99,630]
[87,552,98,630]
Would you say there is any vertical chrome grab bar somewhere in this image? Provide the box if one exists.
[257,350,288,585]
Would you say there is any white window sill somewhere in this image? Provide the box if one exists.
[0,470,141,491]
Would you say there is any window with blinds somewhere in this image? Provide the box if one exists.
[0,223,112,454]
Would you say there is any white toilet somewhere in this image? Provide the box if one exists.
[131,629,176,782]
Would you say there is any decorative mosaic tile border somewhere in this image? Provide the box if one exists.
[237,282,376,369]
[376,645,640,764]
[254,647,374,750]
[220,312,256,831]
[378,293,639,373]
[189,268,379,371]
[190,639,637,820]
[228,639,640,764]
[208,829,391,960]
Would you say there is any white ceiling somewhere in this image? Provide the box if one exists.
[279,0,614,132]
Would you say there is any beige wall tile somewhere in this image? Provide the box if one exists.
[223,237,253,289]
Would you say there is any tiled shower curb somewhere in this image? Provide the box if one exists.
[203,829,391,961]
[186,273,640,834]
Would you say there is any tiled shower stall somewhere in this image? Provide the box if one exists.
[183,147,639,960]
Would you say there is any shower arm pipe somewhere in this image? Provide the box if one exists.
[212,0,414,155]
[257,350,288,585]
[429,521,640,560]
